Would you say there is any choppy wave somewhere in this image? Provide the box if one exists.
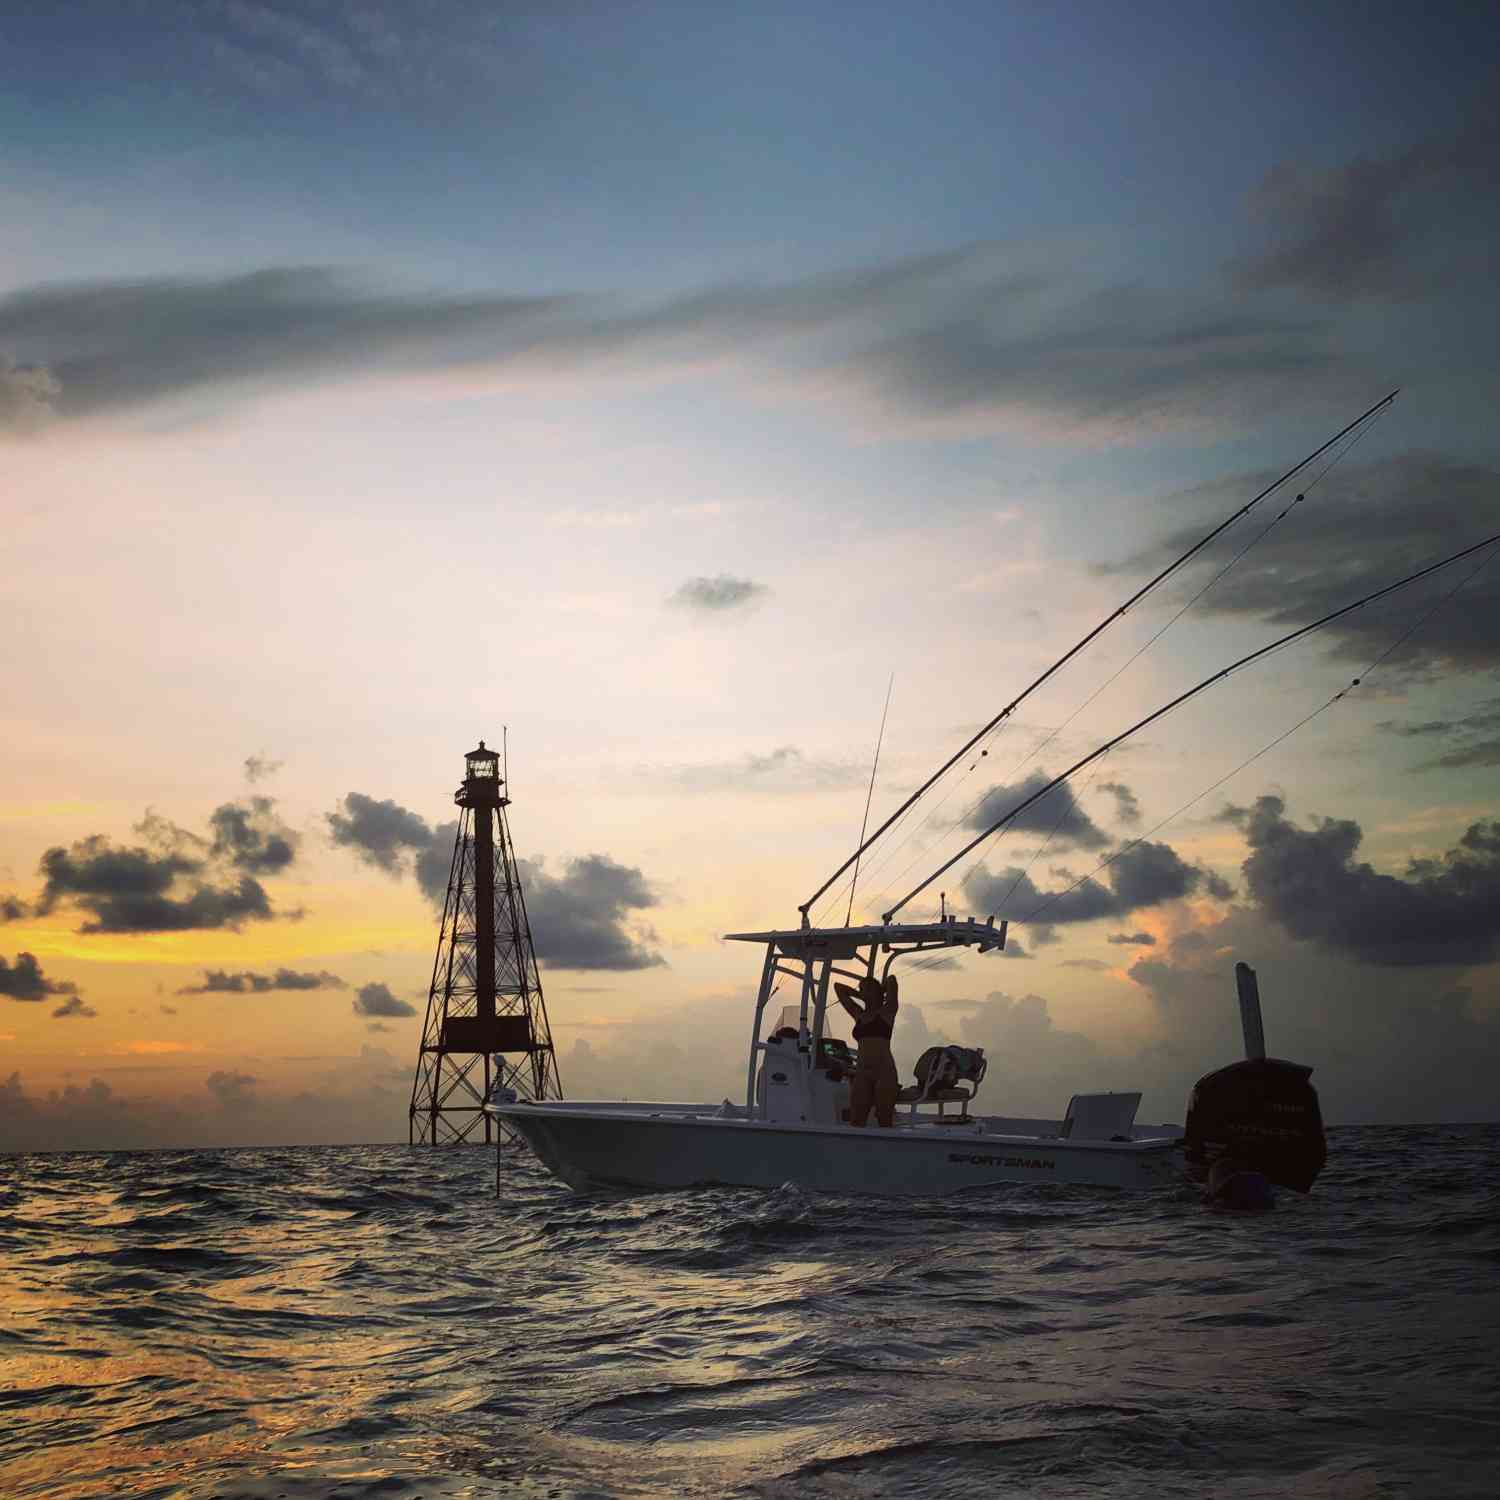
[1,1124,1496,1497]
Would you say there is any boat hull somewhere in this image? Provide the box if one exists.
[490,1102,1182,1196]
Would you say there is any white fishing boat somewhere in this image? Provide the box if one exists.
[482,394,1496,1201]
[491,916,1186,1195]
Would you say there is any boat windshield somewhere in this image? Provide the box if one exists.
[771,1002,848,1045]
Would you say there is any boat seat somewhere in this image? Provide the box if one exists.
[899,1046,988,1118]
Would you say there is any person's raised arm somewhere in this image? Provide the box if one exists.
[833,981,866,1021]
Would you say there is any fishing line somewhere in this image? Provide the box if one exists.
[819,400,1395,928]
[996,408,1386,790]
[799,392,1401,920]
[846,675,895,927]
[1015,538,1500,931]
[880,531,1500,920]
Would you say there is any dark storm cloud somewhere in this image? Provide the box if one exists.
[1232,112,1500,300]
[0,246,1361,441]
[1240,794,1500,967]
[208,797,299,874]
[352,982,416,1019]
[414,822,459,905]
[964,771,1110,851]
[52,995,97,1020]
[1099,782,1141,827]
[37,835,276,933]
[0,952,77,1002]
[1107,931,1155,946]
[328,792,663,970]
[1,894,29,922]
[523,855,664,971]
[35,793,299,935]
[962,838,1228,933]
[327,792,436,874]
[1121,453,1500,672]
[669,574,768,613]
[178,968,345,995]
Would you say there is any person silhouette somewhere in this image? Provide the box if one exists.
[834,973,900,1127]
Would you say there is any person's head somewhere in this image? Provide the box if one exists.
[858,975,882,1004]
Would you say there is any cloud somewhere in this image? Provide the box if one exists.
[964,770,1110,851]
[1107,931,1155,946]
[524,855,664,971]
[1421,740,1500,770]
[1379,697,1500,771]
[244,754,285,784]
[37,834,277,933]
[1240,794,1500,967]
[1060,958,1112,971]
[936,990,1110,1116]
[352,982,416,1018]
[0,1046,417,1151]
[327,792,437,875]
[208,797,299,874]
[35,793,300,934]
[664,745,863,793]
[1099,781,1141,827]
[178,968,346,995]
[328,791,664,970]
[1126,903,1500,1125]
[962,838,1230,936]
[0,247,1362,443]
[0,952,78,1002]
[206,1070,258,1109]
[836,286,1358,440]
[0,266,565,426]
[668,574,768,613]
[1231,113,1500,300]
[160,1004,178,1016]
[0,356,59,433]
[1123,453,1500,673]
[52,995,97,1019]
[1,895,29,922]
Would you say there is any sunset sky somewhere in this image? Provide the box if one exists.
[4,2,1498,1150]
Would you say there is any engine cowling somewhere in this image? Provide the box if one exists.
[1183,1056,1326,1193]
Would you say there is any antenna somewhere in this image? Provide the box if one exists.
[800,390,1400,918]
[845,674,894,927]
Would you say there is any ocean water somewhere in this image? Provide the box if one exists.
[1,1125,1496,1499]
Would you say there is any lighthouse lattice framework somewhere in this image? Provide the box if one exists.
[409,741,561,1144]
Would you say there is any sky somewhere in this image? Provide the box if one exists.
[3,1,1499,1151]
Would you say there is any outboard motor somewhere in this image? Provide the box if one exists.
[1183,963,1327,1194]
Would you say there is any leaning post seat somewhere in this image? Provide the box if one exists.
[897,1045,988,1118]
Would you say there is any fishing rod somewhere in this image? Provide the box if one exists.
[881,530,1500,922]
[845,674,894,927]
[799,389,1400,920]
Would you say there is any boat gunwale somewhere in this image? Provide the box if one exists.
[487,1100,1182,1153]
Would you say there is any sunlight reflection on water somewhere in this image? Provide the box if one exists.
[1,1127,1497,1498]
